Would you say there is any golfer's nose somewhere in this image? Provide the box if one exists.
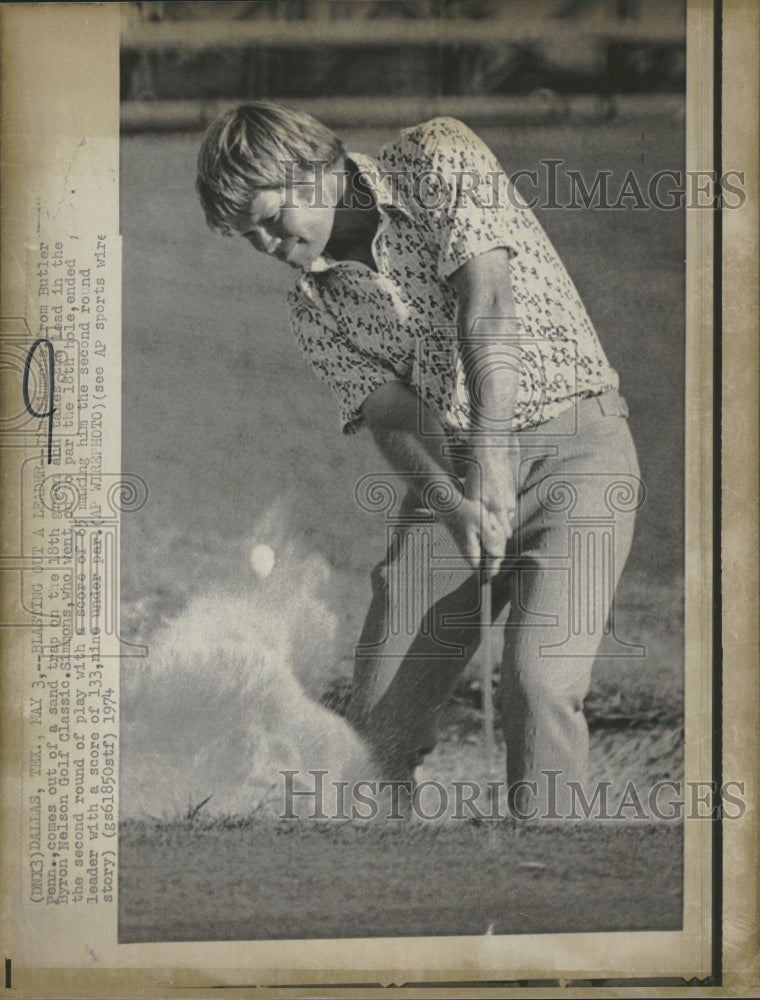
[255,229,280,256]
[246,225,279,256]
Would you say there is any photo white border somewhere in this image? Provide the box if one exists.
[0,0,756,994]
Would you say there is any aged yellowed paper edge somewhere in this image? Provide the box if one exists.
[0,0,756,995]
[720,0,760,993]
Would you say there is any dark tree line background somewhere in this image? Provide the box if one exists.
[122,0,685,103]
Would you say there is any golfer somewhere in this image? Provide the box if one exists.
[197,102,641,818]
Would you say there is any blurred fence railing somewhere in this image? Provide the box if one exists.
[122,16,683,49]
[121,11,685,131]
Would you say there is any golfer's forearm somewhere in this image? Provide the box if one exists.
[362,382,462,505]
[458,298,522,469]
[451,249,522,444]
[459,315,522,439]
[371,426,460,502]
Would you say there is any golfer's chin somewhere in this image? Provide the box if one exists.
[277,240,323,270]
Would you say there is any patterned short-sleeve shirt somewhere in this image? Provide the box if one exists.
[288,117,618,438]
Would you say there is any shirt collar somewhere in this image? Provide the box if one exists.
[304,151,413,275]
[348,151,414,219]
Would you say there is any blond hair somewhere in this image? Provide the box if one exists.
[196,102,345,235]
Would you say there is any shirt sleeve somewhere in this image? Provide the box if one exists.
[389,117,522,280]
[288,293,398,435]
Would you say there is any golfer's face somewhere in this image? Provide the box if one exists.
[239,170,336,269]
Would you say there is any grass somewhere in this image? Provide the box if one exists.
[119,815,683,942]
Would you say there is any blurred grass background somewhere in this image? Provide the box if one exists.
[121,114,685,724]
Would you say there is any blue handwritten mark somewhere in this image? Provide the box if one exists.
[23,339,56,464]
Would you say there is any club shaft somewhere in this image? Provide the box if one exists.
[481,575,494,755]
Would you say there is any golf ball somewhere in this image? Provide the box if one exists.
[250,543,275,580]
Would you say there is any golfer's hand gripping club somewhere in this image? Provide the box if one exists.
[463,459,516,579]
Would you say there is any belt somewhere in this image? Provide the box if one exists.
[593,388,630,418]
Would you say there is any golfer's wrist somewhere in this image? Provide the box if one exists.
[416,473,466,518]
[466,437,519,483]
[468,424,519,449]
